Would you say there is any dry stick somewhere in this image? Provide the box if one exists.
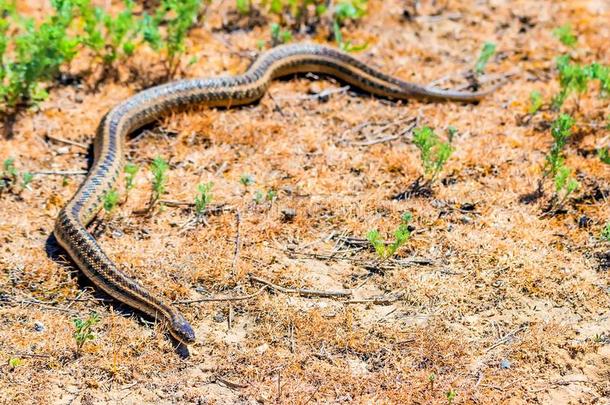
[33,170,87,176]
[1,296,78,313]
[344,293,404,305]
[249,275,352,298]
[46,133,88,150]
[485,325,528,352]
[174,286,268,304]
[212,375,249,390]
[231,210,241,277]
[351,120,417,146]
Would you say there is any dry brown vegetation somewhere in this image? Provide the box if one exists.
[1,0,610,404]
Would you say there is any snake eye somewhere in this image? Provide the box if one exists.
[169,315,196,344]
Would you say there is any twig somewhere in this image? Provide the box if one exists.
[1,296,79,313]
[485,325,528,352]
[344,293,404,305]
[231,210,241,277]
[249,275,352,298]
[174,286,267,304]
[46,133,88,150]
[33,170,88,176]
[212,375,248,390]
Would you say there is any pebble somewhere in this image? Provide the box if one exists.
[500,359,511,369]
[34,321,45,332]
[213,311,225,323]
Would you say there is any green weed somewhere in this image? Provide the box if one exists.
[73,312,100,354]
[529,90,542,114]
[475,42,496,74]
[240,174,254,187]
[367,212,412,261]
[600,222,610,242]
[194,182,213,216]
[545,113,574,177]
[553,24,577,47]
[236,0,251,15]
[124,162,139,191]
[598,147,610,164]
[149,156,169,210]
[412,126,453,185]
[103,189,119,213]
[270,22,293,45]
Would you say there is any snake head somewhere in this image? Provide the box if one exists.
[168,313,196,344]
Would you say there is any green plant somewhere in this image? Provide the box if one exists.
[446,390,457,404]
[529,90,542,114]
[236,0,251,15]
[367,212,412,261]
[1,157,32,194]
[600,222,610,241]
[553,24,577,47]
[412,126,453,185]
[240,173,254,187]
[475,42,496,74]
[142,0,205,79]
[8,357,21,368]
[270,22,293,45]
[103,189,119,213]
[552,55,589,109]
[545,114,574,177]
[332,0,368,52]
[553,165,579,211]
[76,0,138,77]
[73,312,100,354]
[598,147,610,164]
[1,0,79,122]
[194,182,213,215]
[149,156,169,210]
[21,171,33,189]
[124,162,139,191]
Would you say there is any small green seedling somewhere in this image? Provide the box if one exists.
[600,222,610,242]
[599,147,610,164]
[103,189,119,213]
[124,162,139,191]
[194,182,213,216]
[545,114,574,178]
[529,90,542,114]
[270,23,293,45]
[240,173,254,187]
[552,165,579,212]
[446,390,457,405]
[412,126,453,185]
[73,313,100,354]
[149,156,169,210]
[367,212,412,261]
[475,42,496,74]
[236,0,250,14]
[553,24,577,47]
[21,171,33,189]
[8,357,22,369]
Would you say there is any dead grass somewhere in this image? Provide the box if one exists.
[1,0,610,403]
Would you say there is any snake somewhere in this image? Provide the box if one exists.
[54,43,496,345]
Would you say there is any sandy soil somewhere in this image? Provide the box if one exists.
[1,0,609,404]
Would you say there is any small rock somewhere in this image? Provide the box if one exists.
[281,208,296,222]
[255,343,269,355]
[500,359,511,369]
[34,321,45,332]
[213,311,225,323]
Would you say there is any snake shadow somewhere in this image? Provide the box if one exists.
[44,233,190,358]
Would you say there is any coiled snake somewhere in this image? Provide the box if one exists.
[54,43,495,345]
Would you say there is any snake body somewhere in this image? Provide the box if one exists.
[54,43,494,344]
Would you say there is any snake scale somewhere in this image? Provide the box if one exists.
[54,43,495,345]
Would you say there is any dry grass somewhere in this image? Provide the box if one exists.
[1,0,610,403]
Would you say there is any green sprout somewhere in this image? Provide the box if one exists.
[475,42,496,74]
[366,212,412,261]
[412,126,453,185]
[553,24,577,47]
[529,90,542,114]
[446,390,457,404]
[73,313,100,354]
[124,162,139,191]
[103,189,119,213]
[240,173,254,187]
[149,156,169,210]
[270,23,293,45]
[598,147,610,164]
[194,182,213,216]
[8,357,22,369]
[21,171,33,189]
[600,222,610,242]
[545,114,574,178]
[236,0,250,14]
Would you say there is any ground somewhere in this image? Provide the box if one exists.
[1,0,610,404]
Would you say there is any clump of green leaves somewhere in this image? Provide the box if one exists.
[73,312,100,354]
[543,114,579,212]
[551,56,610,109]
[124,162,139,191]
[142,0,206,79]
[75,0,138,79]
[270,22,293,45]
[545,114,575,177]
[529,90,542,114]
[103,189,119,213]
[598,147,610,165]
[240,173,254,187]
[253,188,277,204]
[1,0,79,133]
[1,157,33,195]
[194,182,213,216]
[8,357,21,369]
[553,24,577,47]
[412,126,453,186]
[148,156,169,210]
[446,390,457,405]
[601,222,610,242]
[366,212,412,261]
[475,42,496,74]
[236,0,251,15]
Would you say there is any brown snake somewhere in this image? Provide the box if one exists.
[54,43,496,344]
